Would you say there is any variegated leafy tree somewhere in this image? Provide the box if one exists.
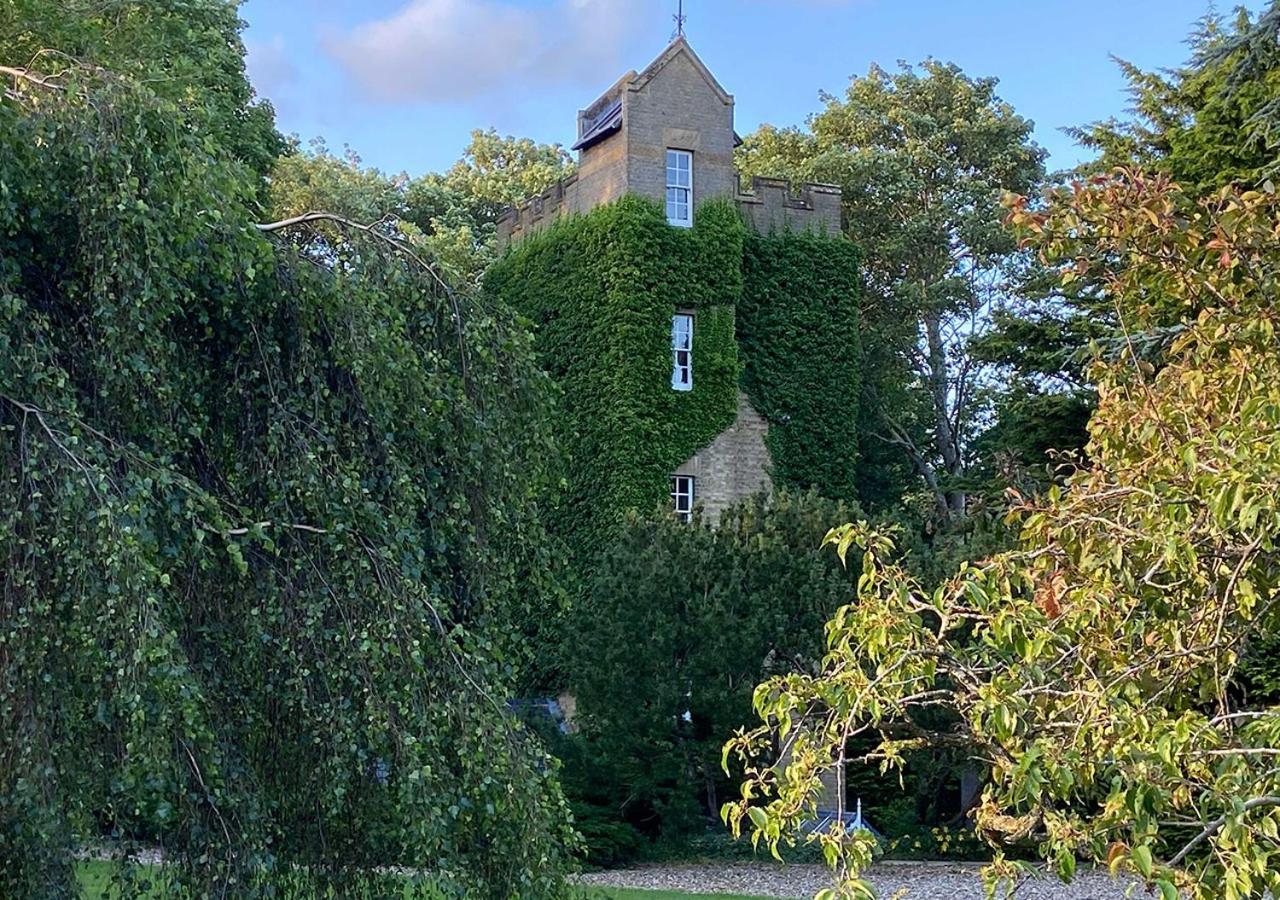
[724,170,1280,900]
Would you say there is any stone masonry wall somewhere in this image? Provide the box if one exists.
[574,74,634,214]
[495,173,578,246]
[496,171,844,246]
[496,40,843,247]
[674,392,772,524]
[737,176,843,235]
[623,48,738,215]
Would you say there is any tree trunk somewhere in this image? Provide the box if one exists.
[923,312,966,517]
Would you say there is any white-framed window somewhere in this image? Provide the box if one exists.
[671,475,695,523]
[666,149,693,227]
[671,313,693,391]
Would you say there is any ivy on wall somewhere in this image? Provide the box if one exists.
[486,197,863,558]
[485,197,745,557]
[740,230,863,502]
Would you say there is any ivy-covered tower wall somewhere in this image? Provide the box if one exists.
[485,197,745,555]
[486,201,863,556]
[740,230,863,503]
[486,36,863,557]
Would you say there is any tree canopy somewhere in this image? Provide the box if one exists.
[2,0,283,179]
[441,127,574,220]
[268,129,573,287]
[0,5,574,897]
[970,6,1280,551]
[726,171,1280,900]
[1072,6,1280,194]
[739,61,1046,520]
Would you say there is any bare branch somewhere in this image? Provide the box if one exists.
[1168,796,1280,867]
[0,65,66,91]
[222,522,330,537]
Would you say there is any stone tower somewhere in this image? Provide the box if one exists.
[495,38,847,526]
[497,38,842,247]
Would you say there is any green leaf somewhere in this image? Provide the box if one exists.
[1132,845,1154,879]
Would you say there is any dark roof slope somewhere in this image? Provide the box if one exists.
[572,97,622,151]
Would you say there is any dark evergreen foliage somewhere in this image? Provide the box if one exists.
[562,493,861,859]
[1071,6,1280,193]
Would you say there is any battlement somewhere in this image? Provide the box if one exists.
[496,170,584,247]
[496,173,843,247]
[735,176,843,235]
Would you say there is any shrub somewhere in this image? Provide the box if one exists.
[563,492,861,858]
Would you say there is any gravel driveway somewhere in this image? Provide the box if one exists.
[578,861,1142,898]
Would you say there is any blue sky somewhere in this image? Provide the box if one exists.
[240,0,1259,177]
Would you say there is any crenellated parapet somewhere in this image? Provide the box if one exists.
[498,174,844,248]
[496,171,583,248]
[735,176,842,236]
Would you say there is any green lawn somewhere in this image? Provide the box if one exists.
[77,862,157,898]
[77,862,769,900]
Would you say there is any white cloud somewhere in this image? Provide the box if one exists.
[323,0,645,104]
[246,35,300,100]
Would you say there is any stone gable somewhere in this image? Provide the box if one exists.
[497,39,842,246]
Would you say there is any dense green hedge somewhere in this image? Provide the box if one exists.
[740,230,863,501]
[558,492,862,861]
[485,197,745,556]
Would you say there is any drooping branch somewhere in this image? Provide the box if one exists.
[255,211,454,295]
[0,394,106,500]
[255,210,470,384]
[2,50,96,97]
[0,65,67,92]
[255,211,385,235]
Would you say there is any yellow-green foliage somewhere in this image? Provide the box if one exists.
[726,173,1280,900]
[485,197,744,555]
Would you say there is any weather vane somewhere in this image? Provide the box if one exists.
[673,0,687,39]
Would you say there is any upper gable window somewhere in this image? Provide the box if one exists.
[666,149,693,227]
[671,313,693,391]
